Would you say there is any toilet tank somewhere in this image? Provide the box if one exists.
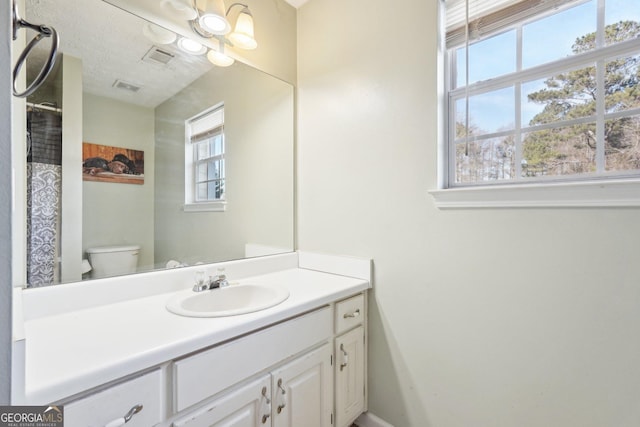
[85,245,140,279]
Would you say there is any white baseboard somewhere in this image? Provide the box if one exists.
[355,412,394,427]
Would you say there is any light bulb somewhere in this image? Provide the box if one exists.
[229,9,257,50]
[207,49,234,67]
[177,38,206,55]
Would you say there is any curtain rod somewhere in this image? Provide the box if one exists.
[26,102,62,113]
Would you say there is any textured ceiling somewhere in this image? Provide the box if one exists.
[24,0,215,108]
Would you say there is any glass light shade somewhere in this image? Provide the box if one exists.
[229,9,257,50]
[142,23,177,45]
[198,0,231,35]
[160,0,198,20]
[177,38,207,55]
[207,49,235,67]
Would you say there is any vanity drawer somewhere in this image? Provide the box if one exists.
[173,306,332,412]
[63,370,164,427]
[335,293,364,334]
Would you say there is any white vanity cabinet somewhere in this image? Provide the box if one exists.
[172,375,272,427]
[172,344,333,427]
[334,294,367,427]
[40,289,367,427]
[62,369,164,427]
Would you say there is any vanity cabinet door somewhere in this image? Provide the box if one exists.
[172,375,271,427]
[270,343,333,427]
[63,370,163,427]
[334,326,365,427]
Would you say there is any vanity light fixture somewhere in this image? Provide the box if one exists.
[188,1,257,50]
[177,37,207,55]
[227,4,257,50]
[207,41,234,67]
[160,0,198,20]
[197,0,231,35]
[150,0,258,66]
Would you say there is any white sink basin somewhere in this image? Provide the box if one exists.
[166,284,290,318]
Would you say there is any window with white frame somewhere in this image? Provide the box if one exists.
[184,104,226,211]
[444,0,640,188]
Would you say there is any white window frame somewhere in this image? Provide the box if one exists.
[184,103,227,212]
[431,0,640,208]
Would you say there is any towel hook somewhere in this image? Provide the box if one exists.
[12,0,59,98]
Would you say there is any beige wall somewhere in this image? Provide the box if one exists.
[297,0,640,426]
[82,93,155,272]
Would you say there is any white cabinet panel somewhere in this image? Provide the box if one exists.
[174,307,332,412]
[334,326,365,427]
[335,294,364,335]
[64,370,163,427]
[172,375,271,427]
[270,344,333,427]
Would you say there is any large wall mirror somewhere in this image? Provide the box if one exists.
[22,0,294,287]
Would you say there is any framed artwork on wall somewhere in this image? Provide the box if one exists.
[82,142,145,185]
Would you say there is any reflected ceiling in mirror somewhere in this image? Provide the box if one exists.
[23,0,294,288]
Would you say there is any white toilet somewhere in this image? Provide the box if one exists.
[85,245,140,279]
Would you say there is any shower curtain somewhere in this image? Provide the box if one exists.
[26,109,63,287]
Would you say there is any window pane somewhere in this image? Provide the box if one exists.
[197,182,208,200]
[605,54,640,114]
[197,162,208,182]
[522,1,596,69]
[208,180,225,200]
[213,135,224,156]
[455,87,515,137]
[605,115,640,172]
[196,140,210,160]
[207,159,222,180]
[522,123,597,178]
[454,136,515,183]
[605,0,640,46]
[522,65,597,128]
[456,30,516,87]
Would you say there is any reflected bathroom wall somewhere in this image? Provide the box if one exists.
[154,62,294,266]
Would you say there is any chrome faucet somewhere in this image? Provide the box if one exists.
[192,274,229,292]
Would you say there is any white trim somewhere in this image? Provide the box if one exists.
[183,201,226,212]
[355,412,395,427]
[429,178,640,208]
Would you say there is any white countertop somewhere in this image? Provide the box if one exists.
[22,268,369,404]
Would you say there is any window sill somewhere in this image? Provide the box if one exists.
[183,201,226,212]
[429,179,640,209]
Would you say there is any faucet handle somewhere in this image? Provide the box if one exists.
[192,270,209,292]
[218,274,229,288]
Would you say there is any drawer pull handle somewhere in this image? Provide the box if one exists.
[340,343,349,371]
[104,404,143,427]
[260,386,271,423]
[261,386,271,404]
[343,309,360,319]
[276,378,287,414]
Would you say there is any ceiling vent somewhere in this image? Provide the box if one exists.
[112,79,141,92]
[142,46,175,65]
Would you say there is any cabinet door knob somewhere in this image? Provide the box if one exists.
[262,414,270,424]
[343,309,360,319]
[340,343,349,371]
